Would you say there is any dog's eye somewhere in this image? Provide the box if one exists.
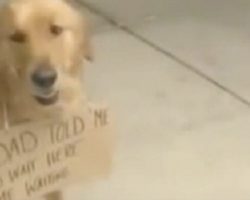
[50,25,63,36]
[9,31,27,43]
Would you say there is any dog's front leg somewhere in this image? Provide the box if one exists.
[45,191,63,200]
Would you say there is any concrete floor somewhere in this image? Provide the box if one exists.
[65,1,250,199]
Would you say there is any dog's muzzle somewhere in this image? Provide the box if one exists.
[31,68,59,106]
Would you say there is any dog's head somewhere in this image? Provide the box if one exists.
[0,0,92,106]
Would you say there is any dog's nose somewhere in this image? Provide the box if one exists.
[32,68,57,88]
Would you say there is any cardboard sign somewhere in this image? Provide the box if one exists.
[0,104,114,200]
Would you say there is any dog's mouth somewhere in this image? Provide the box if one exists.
[34,91,59,106]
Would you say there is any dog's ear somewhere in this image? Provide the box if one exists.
[83,23,94,62]
[62,0,94,62]
[78,14,94,62]
[63,0,94,62]
[84,36,94,62]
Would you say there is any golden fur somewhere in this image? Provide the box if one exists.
[0,0,93,199]
[0,0,92,128]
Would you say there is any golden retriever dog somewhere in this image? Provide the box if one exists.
[0,0,92,199]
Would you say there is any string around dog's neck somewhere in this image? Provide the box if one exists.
[2,101,10,131]
[0,66,17,132]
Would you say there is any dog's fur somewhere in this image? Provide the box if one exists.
[0,0,92,127]
[0,0,92,199]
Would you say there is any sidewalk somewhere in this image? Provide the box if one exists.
[65,1,250,199]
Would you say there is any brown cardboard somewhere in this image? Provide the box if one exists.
[0,104,114,200]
